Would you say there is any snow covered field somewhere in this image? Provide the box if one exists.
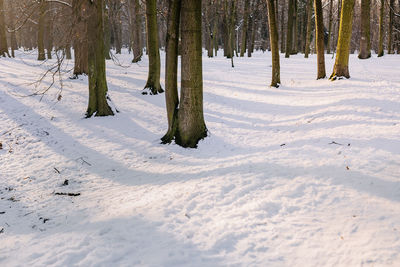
[1,50,400,266]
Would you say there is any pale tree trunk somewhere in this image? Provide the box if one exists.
[86,0,113,117]
[8,1,17,57]
[314,0,326,79]
[304,0,312,58]
[240,0,250,57]
[330,0,355,80]
[358,0,371,59]
[266,0,280,87]
[377,0,384,57]
[162,0,181,144]
[144,0,163,94]
[37,0,46,60]
[177,0,207,148]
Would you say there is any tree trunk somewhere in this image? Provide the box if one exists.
[144,0,163,94]
[162,0,181,144]
[377,0,384,57]
[73,0,88,76]
[280,0,285,52]
[330,0,355,80]
[358,0,371,59]
[8,0,17,58]
[86,0,114,117]
[37,0,46,60]
[292,0,298,54]
[177,0,207,148]
[131,0,143,62]
[314,0,326,79]
[388,0,394,54]
[326,0,333,54]
[240,0,250,57]
[304,0,312,58]
[285,0,294,57]
[266,0,280,87]
[45,14,53,60]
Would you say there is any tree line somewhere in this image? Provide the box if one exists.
[0,0,397,147]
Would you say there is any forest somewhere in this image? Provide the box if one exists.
[0,0,400,266]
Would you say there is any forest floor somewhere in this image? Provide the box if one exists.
[1,49,400,266]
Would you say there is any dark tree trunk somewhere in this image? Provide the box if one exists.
[314,0,326,79]
[326,0,333,54]
[266,0,280,87]
[377,0,384,57]
[388,0,394,54]
[304,0,312,58]
[240,0,250,57]
[358,0,371,59]
[73,0,88,76]
[285,0,294,57]
[144,0,163,94]
[86,0,114,117]
[37,0,46,60]
[177,0,207,148]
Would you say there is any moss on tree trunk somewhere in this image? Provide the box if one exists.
[330,0,355,80]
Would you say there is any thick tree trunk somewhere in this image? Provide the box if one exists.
[8,1,17,58]
[358,0,371,59]
[0,0,9,57]
[304,0,313,58]
[177,0,207,148]
[37,0,46,60]
[280,0,285,53]
[144,0,163,94]
[326,0,333,54]
[314,0,326,79]
[292,0,298,54]
[45,15,53,60]
[240,0,250,57]
[104,8,111,60]
[285,0,294,57]
[266,0,280,87]
[86,0,113,117]
[377,0,384,57]
[162,0,181,144]
[330,0,355,80]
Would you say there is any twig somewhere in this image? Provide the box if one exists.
[54,192,80,197]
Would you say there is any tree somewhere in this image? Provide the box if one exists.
[285,0,295,57]
[162,0,207,148]
[388,0,394,54]
[240,0,250,57]
[330,0,355,80]
[85,0,114,117]
[37,0,46,60]
[130,0,143,62]
[8,0,17,58]
[314,0,326,79]
[0,0,9,57]
[326,0,333,54]
[377,0,384,57]
[266,0,280,87]
[144,0,163,94]
[304,0,312,58]
[358,0,371,59]
[73,0,88,76]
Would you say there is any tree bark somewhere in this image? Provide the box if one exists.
[330,0,355,80]
[326,0,333,54]
[358,0,371,59]
[162,0,181,144]
[144,0,163,94]
[73,0,88,76]
[304,0,312,58]
[0,0,9,57]
[377,0,384,57]
[8,0,17,58]
[131,0,143,62]
[388,0,394,54]
[266,0,280,87]
[285,0,294,57]
[177,0,207,148]
[314,0,326,79]
[280,0,285,52]
[240,0,250,57]
[37,0,46,60]
[86,0,113,117]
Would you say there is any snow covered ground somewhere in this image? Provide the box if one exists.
[1,49,400,266]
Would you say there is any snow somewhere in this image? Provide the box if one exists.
[1,49,400,266]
